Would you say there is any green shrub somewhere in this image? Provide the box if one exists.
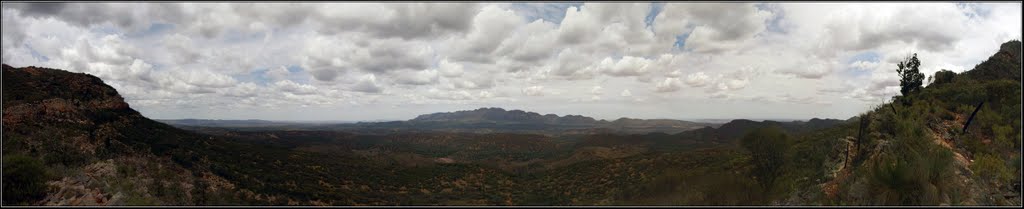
[932,70,956,85]
[864,114,953,205]
[992,125,1015,150]
[2,155,51,205]
[971,153,1013,184]
[740,126,791,193]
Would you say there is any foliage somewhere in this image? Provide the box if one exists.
[896,53,925,97]
[971,153,1013,184]
[864,113,953,205]
[931,69,956,86]
[2,155,52,205]
[740,126,791,192]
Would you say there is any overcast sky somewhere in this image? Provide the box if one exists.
[1,2,1020,121]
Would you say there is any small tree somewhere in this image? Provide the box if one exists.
[740,126,790,193]
[896,53,925,96]
[932,69,956,85]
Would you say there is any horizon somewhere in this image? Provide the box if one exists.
[151,106,843,124]
[2,2,1020,121]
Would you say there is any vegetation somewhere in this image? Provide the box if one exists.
[2,155,51,205]
[896,53,925,97]
[0,40,1020,206]
[740,127,791,193]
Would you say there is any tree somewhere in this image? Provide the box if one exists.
[740,126,790,192]
[896,53,925,96]
[932,69,956,85]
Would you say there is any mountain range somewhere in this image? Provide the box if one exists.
[160,107,848,136]
[2,40,1020,206]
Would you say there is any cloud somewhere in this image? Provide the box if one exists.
[684,72,710,87]
[776,58,837,79]
[849,60,879,71]
[655,77,683,92]
[655,3,773,54]
[451,5,525,63]
[551,48,597,80]
[273,80,318,95]
[352,74,383,93]
[394,69,439,85]
[591,86,603,95]
[312,3,480,40]
[265,66,291,81]
[0,2,1018,120]
[437,58,465,77]
[599,56,651,77]
[522,85,545,96]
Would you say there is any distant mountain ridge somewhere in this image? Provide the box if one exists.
[158,107,849,136]
[156,119,304,127]
[411,107,599,125]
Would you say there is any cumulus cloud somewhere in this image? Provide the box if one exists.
[451,5,525,63]
[437,58,465,77]
[599,56,651,77]
[522,85,545,96]
[394,69,439,85]
[684,72,711,87]
[352,74,383,93]
[0,2,1018,120]
[273,80,318,95]
[590,86,603,95]
[655,77,683,93]
[655,3,773,54]
[849,60,879,71]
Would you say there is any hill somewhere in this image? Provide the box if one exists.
[2,40,1018,206]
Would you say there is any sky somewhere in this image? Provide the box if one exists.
[1,2,1021,121]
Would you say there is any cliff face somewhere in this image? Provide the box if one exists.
[2,64,244,206]
[2,64,133,129]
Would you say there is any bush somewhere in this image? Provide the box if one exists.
[740,126,790,193]
[864,114,953,205]
[992,125,1015,150]
[2,155,51,205]
[971,153,1013,184]
[931,70,956,85]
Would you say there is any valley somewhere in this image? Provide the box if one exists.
[2,40,1021,206]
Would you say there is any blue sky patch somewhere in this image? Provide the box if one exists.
[847,51,881,64]
[838,51,882,78]
[234,69,272,85]
[645,2,665,28]
[24,43,50,62]
[89,23,120,36]
[222,29,265,44]
[126,23,174,38]
[234,65,311,86]
[755,3,786,34]
[507,2,583,24]
[674,33,690,50]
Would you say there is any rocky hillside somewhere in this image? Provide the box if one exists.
[1,65,272,205]
[776,40,1022,206]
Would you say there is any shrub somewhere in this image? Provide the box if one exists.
[971,153,1013,185]
[864,114,953,205]
[932,70,956,85]
[740,126,791,193]
[2,155,51,205]
[992,125,1015,150]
